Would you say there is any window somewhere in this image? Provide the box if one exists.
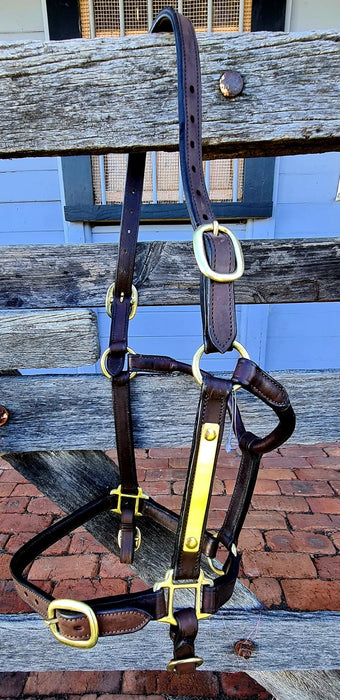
[47,0,286,223]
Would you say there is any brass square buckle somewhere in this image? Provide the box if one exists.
[153,568,213,626]
[44,599,99,649]
[110,485,149,517]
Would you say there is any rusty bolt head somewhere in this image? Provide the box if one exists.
[234,639,255,659]
[0,405,9,426]
[219,70,244,98]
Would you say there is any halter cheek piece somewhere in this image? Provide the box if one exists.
[10,9,295,673]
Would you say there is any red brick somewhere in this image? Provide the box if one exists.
[278,480,333,496]
[0,672,27,697]
[0,456,13,469]
[156,495,182,513]
[143,458,171,470]
[136,467,147,481]
[224,479,280,496]
[238,529,265,551]
[248,577,283,607]
[156,670,219,696]
[174,478,224,496]
[330,514,340,527]
[0,470,28,483]
[53,576,127,599]
[29,554,99,580]
[99,553,133,578]
[151,447,190,459]
[315,555,340,580]
[0,579,53,614]
[330,481,340,496]
[280,445,327,458]
[294,468,340,481]
[261,455,311,469]
[129,578,149,593]
[282,579,340,611]
[220,672,271,699]
[0,553,12,579]
[143,480,170,495]
[288,513,333,531]
[307,456,340,468]
[69,530,108,554]
[122,670,157,694]
[258,468,296,480]
[0,482,14,497]
[0,512,52,533]
[307,497,340,515]
[27,496,63,515]
[0,496,30,514]
[11,483,42,498]
[5,532,70,555]
[243,511,287,530]
[331,532,340,550]
[210,495,230,510]
[0,533,9,549]
[265,530,336,554]
[242,551,317,579]
[251,495,309,512]
[24,671,121,696]
[325,445,340,457]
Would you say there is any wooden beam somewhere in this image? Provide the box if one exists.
[0,370,339,453]
[0,310,99,369]
[0,31,339,159]
[1,610,339,672]
[1,238,339,310]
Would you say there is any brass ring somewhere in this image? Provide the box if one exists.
[191,341,250,389]
[105,283,138,320]
[100,346,137,380]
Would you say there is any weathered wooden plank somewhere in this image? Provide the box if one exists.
[0,310,99,369]
[1,610,339,672]
[1,238,339,309]
[0,370,339,453]
[248,671,340,700]
[0,31,339,159]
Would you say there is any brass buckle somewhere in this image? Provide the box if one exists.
[153,568,213,626]
[44,599,99,649]
[110,485,149,517]
[167,656,204,672]
[105,282,138,320]
[101,346,137,380]
[207,536,238,577]
[193,221,244,282]
[118,526,142,552]
[192,340,250,391]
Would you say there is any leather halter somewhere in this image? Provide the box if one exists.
[10,9,295,673]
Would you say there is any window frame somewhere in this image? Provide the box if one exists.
[47,0,286,223]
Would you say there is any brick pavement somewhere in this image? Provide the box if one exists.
[0,441,339,699]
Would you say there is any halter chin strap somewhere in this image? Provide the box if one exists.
[10,9,295,672]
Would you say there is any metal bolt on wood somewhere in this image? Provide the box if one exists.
[219,70,244,98]
[0,405,9,426]
[234,639,255,659]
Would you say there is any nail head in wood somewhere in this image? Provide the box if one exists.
[219,70,244,98]
[234,639,255,659]
[0,405,9,426]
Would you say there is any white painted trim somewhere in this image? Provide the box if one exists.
[40,0,50,40]
[285,0,293,31]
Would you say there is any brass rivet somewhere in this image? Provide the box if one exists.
[185,537,198,549]
[0,406,9,427]
[204,428,217,441]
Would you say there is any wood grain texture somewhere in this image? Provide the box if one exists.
[0,370,338,453]
[0,31,339,159]
[0,610,339,672]
[0,310,99,369]
[1,238,339,310]
[248,671,340,700]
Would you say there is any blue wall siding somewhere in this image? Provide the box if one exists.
[0,157,65,245]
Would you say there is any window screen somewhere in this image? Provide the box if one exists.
[78,0,252,207]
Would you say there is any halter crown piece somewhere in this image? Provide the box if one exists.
[10,9,295,673]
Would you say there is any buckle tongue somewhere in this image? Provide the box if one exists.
[45,599,99,649]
